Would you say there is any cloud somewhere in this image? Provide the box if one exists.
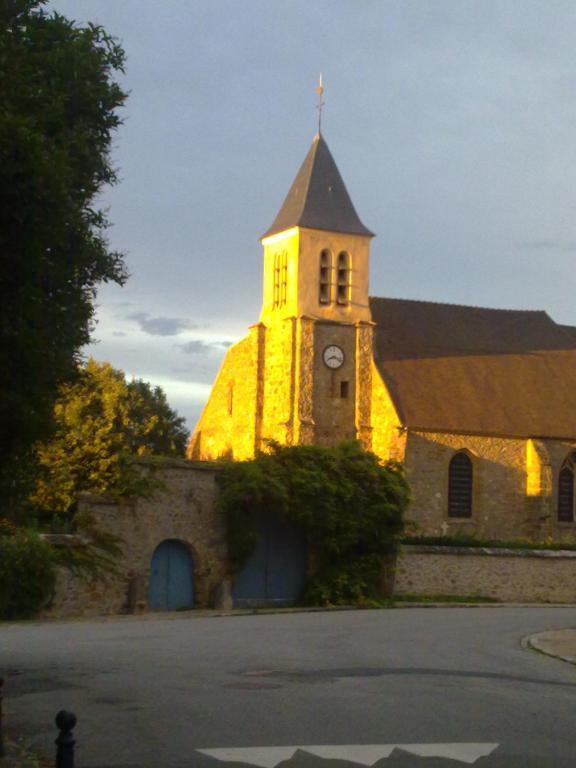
[523,239,576,253]
[127,312,197,337]
[113,331,127,337]
[179,340,213,355]
[178,339,233,355]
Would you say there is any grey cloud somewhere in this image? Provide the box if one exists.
[179,340,213,355]
[524,240,576,253]
[178,340,234,355]
[113,331,127,337]
[128,312,197,336]
[171,365,216,384]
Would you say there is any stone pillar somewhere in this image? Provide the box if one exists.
[251,322,266,454]
[355,321,375,450]
[295,316,316,445]
[525,438,553,540]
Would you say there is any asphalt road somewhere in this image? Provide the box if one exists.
[3,607,576,767]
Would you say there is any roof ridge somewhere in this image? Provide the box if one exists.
[369,295,549,315]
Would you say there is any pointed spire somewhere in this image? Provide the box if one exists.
[262,134,374,240]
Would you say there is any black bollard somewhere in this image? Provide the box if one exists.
[55,710,77,768]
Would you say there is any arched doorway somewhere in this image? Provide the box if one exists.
[149,539,194,611]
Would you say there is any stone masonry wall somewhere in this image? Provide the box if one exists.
[312,322,357,446]
[261,317,296,446]
[404,430,576,543]
[396,545,576,603]
[370,365,406,462]
[189,329,261,460]
[42,459,227,619]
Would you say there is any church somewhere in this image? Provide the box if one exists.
[188,130,576,546]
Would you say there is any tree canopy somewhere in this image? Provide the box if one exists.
[0,0,128,511]
[217,441,410,606]
[31,359,189,516]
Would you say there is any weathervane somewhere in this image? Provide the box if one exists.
[315,73,325,134]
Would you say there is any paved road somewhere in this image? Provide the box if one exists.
[2,607,576,767]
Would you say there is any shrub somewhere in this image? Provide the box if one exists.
[0,530,56,619]
[217,441,410,606]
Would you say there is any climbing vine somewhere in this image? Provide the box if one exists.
[216,441,409,606]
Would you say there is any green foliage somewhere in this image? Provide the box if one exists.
[396,593,500,604]
[0,0,128,515]
[49,511,124,580]
[0,529,56,619]
[402,534,576,551]
[217,442,409,606]
[31,359,189,515]
[304,554,390,607]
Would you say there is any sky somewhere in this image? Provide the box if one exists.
[50,0,576,433]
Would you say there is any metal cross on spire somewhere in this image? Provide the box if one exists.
[314,73,325,134]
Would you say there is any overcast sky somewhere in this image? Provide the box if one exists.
[50,0,576,432]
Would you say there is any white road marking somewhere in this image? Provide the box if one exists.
[197,743,499,766]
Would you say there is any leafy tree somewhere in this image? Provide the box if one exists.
[0,527,56,619]
[0,1,128,514]
[217,442,409,606]
[31,359,189,516]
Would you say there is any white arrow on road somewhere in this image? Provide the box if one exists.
[197,743,499,766]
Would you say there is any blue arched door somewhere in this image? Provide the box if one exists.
[233,516,307,608]
[149,540,194,611]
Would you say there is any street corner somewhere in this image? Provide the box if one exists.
[524,628,576,665]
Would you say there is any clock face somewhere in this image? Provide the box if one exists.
[323,345,345,369]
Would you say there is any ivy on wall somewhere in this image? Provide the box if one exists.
[216,441,410,606]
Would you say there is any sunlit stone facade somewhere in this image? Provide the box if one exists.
[188,132,576,544]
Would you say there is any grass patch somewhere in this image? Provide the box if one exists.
[402,534,576,552]
[396,593,500,604]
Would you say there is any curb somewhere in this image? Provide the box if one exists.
[5,601,576,627]
[524,629,576,666]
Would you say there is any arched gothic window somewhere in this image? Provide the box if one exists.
[319,249,332,304]
[558,453,576,522]
[448,452,473,518]
[336,251,351,305]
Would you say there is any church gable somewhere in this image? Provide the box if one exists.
[188,328,263,460]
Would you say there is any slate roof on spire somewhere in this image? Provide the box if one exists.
[262,133,374,239]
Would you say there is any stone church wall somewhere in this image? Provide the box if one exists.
[396,544,576,603]
[189,329,261,460]
[261,317,297,446]
[42,459,227,619]
[370,365,406,461]
[404,431,576,544]
[312,322,357,446]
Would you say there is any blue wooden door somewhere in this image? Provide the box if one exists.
[149,540,194,611]
[233,516,306,607]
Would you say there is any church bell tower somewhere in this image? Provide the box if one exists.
[188,123,376,461]
[257,131,375,449]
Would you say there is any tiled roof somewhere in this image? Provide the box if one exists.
[370,296,576,438]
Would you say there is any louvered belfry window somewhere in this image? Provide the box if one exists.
[336,251,351,305]
[448,452,473,518]
[558,462,575,522]
[319,249,332,304]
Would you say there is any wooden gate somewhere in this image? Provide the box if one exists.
[232,516,307,608]
[149,540,194,611]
